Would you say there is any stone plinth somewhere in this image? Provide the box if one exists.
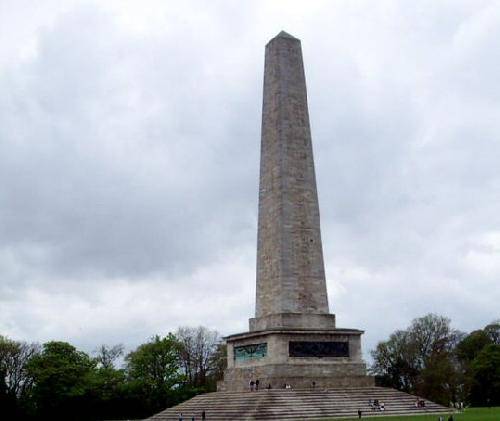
[220,328,373,392]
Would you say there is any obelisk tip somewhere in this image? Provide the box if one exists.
[275,30,298,40]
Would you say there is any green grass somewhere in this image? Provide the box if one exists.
[324,407,500,421]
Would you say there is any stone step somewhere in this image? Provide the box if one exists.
[149,387,452,420]
[175,400,443,410]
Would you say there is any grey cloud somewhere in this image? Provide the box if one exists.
[0,5,260,284]
[0,1,498,357]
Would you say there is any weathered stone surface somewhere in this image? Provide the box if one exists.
[249,312,335,331]
[219,31,371,392]
[222,328,371,391]
[255,31,329,321]
[150,388,453,420]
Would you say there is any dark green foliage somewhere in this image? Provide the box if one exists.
[455,323,500,407]
[0,331,225,420]
[371,314,462,404]
[469,344,500,406]
[371,330,419,391]
[419,351,457,405]
[456,330,492,362]
[26,341,96,419]
[3,318,496,419]
[372,316,500,407]
[125,334,185,414]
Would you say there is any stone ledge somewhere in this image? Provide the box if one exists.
[249,313,336,331]
[225,327,363,342]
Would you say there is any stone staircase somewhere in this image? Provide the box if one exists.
[148,386,453,420]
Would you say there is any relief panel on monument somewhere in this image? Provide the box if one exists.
[234,343,267,361]
[289,341,349,358]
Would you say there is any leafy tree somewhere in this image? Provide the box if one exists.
[371,330,419,392]
[420,351,457,405]
[469,344,500,406]
[125,334,183,414]
[455,320,500,405]
[27,341,95,419]
[456,330,492,363]
[84,365,135,420]
[371,314,463,404]
[410,314,462,366]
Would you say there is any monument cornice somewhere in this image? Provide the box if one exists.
[224,328,365,342]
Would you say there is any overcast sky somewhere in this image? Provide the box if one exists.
[1,0,499,361]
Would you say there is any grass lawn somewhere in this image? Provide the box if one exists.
[324,407,500,421]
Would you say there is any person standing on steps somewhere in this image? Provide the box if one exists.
[250,380,255,391]
[201,410,206,420]
[178,413,183,421]
[357,409,362,418]
[255,379,260,391]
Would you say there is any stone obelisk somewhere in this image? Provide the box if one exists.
[255,30,329,321]
[220,31,372,391]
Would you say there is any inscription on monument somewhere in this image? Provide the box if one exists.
[234,343,267,361]
[289,341,349,358]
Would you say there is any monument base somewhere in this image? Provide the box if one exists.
[219,323,374,392]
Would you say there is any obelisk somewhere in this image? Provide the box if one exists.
[220,31,372,392]
[250,31,335,332]
[255,31,329,321]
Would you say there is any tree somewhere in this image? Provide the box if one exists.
[371,329,420,391]
[455,320,500,405]
[420,351,458,405]
[469,344,500,406]
[483,320,500,345]
[94,344,124,369]
[176,326,221,390]
[27,341,96,419]
[370,314,463,405]
[125,334,183,414]
[0,336,40,419]
[209,342,227,389]
[456,330,492,363]
[410,314,462,368]
[0,336,40,398]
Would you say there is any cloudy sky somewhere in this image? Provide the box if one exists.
[1,0,499,360]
